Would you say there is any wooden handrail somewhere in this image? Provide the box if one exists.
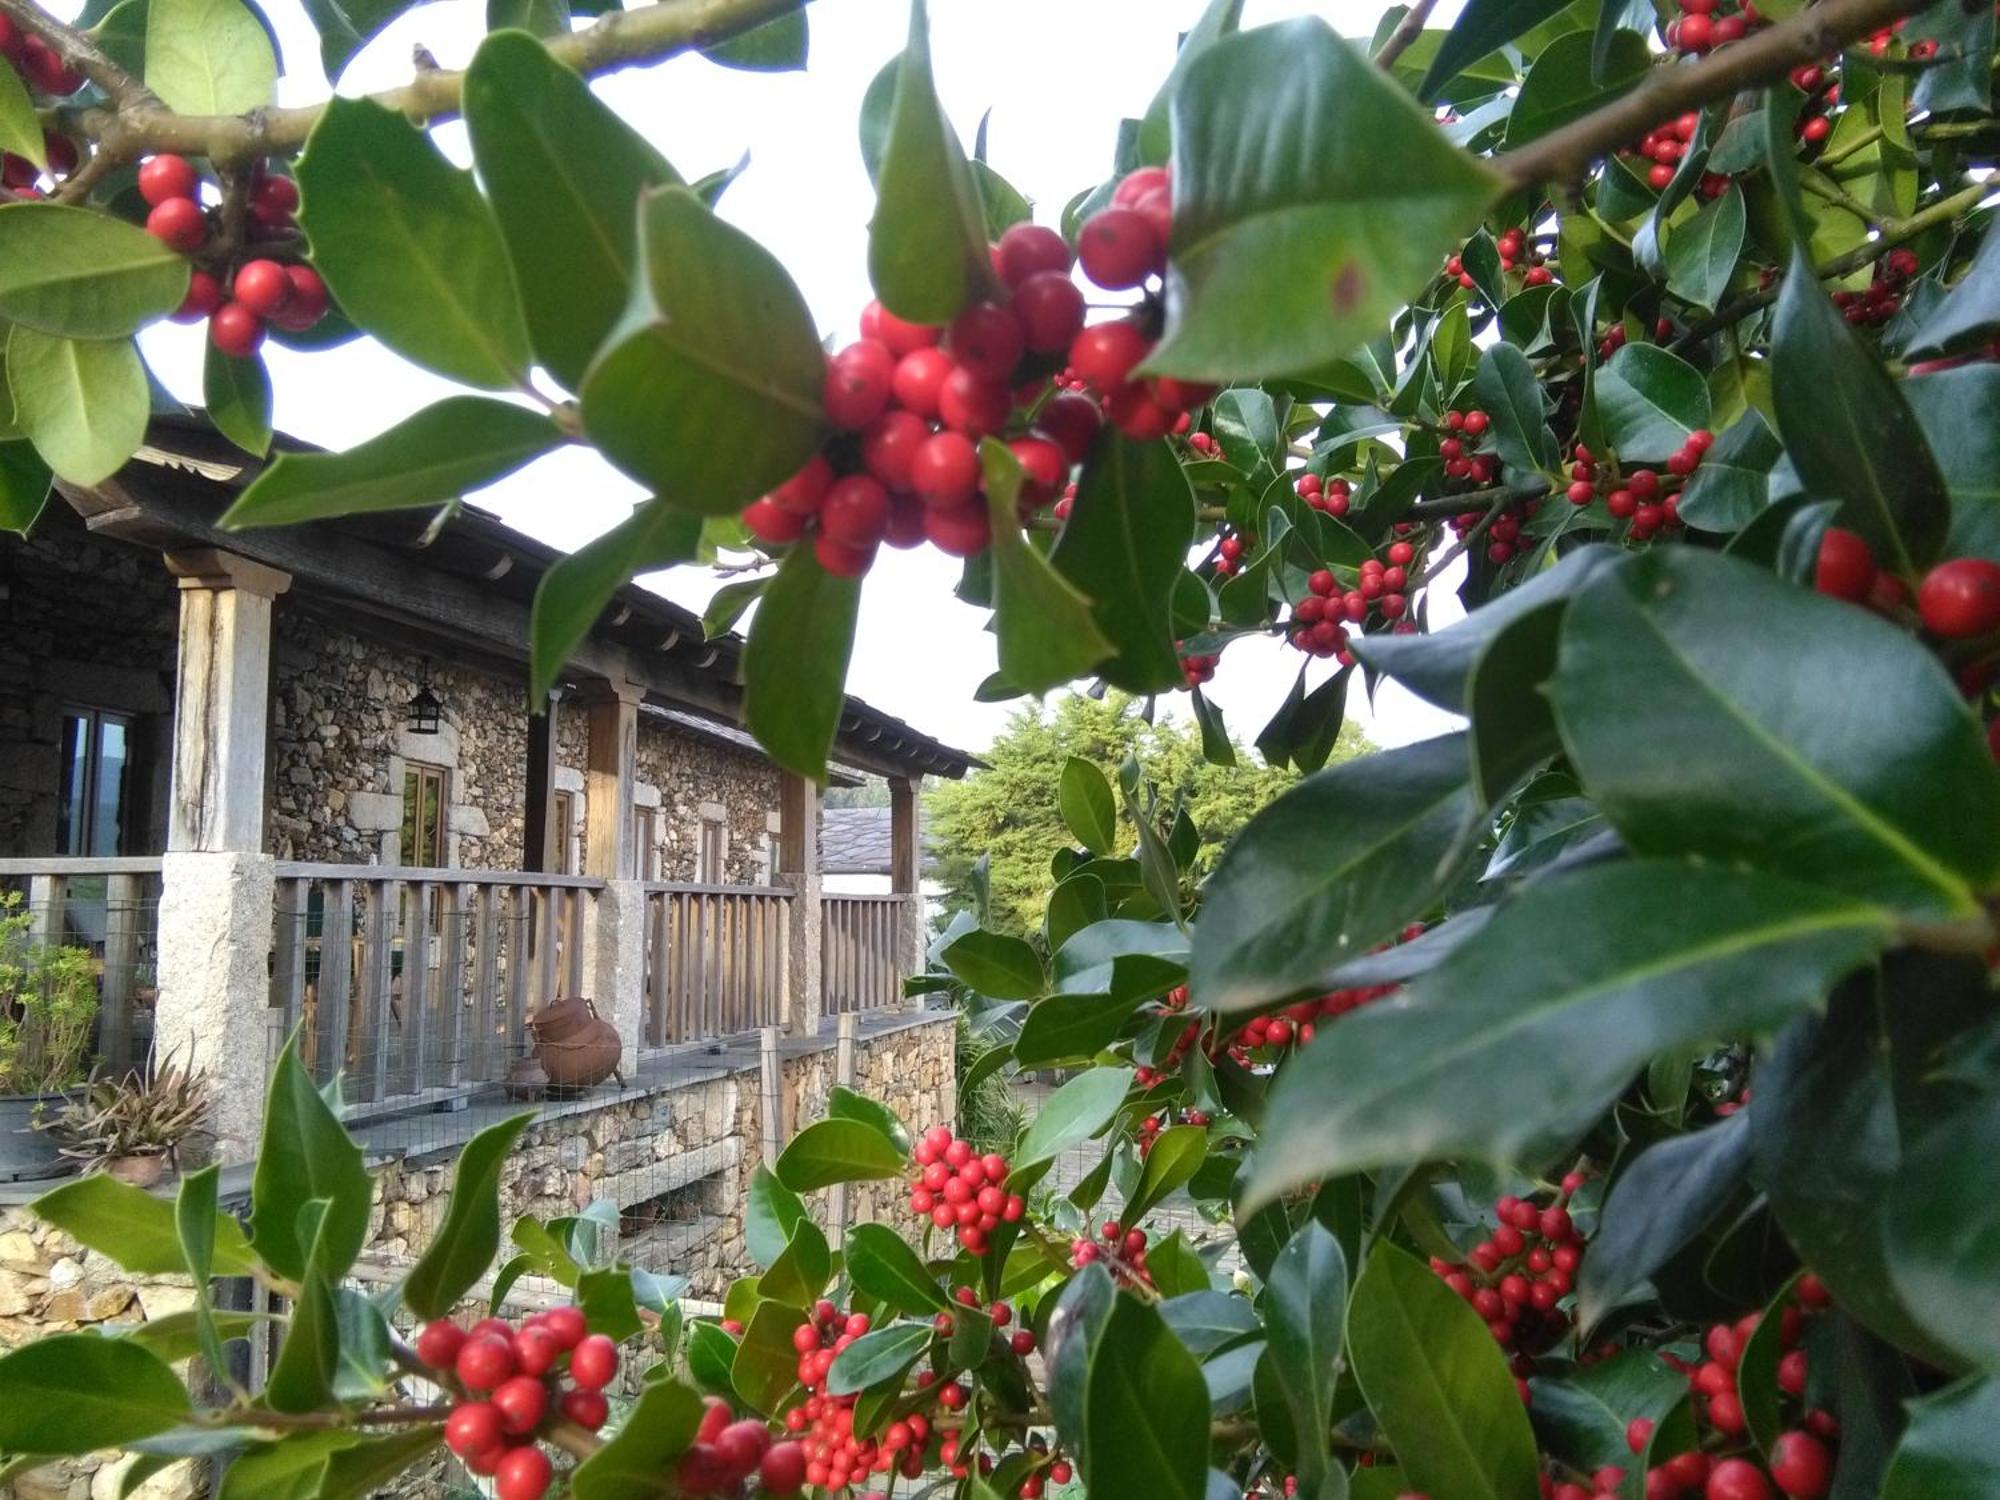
[642,880,794,899]
[272,861,606,890]
[0,856,164,875]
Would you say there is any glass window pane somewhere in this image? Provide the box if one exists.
[57,713,89,855]
[91,719,127,857]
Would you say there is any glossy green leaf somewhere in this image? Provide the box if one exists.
[774,1117,906,1192]
[1475,342,1558,474]
[941,928,1044,1000]
[1465,599,1565,807]
[1904,368,2000,563]
[0,1336,190,1455]
[1016,1066,1133,1168]
[1049,431,1196,693]
[1191,733,1475,1014]
[174,1165,229,1382]
[1594,343,1711,464]
[265,1200,342,1413]
[1015,992,1140,1068]
[222,397,561,528]
[1882,1377,2000,1499]
[867,0,999,324]
[0,203,189,340]
[1675,409,1782,533]
[700,7,807,71]
[8,328,147,487]
[1528,1351,1686,1475]
[1126,1124,1207,1226]
[0,58,42,169]
[1905,227,2000,359]
[1059,756,1119,856]
[761,1217,832,1309]
[827,1322,932,1396]
[529,497,700,699]
[249,1035,372,1283]
[982,440,1115,693]
[1347,1242,1541,1500]
[1502,29,1649,150]
[571,1379,704,1498]
[731,1299,808,1414]
[202,343,272,458]
[1420,0,1573,101]
[828,1087,911,1155]
[1550,547,2000,918]
[1576,1112,1753,1333]
[487,0,568,36]
[1665,184,1745,311]
[1247,862,1889,1206]
[744,1166,808,1269]
[403,1112,532,1319]
[0,440,52,534]
[297,98,530,390]
[1146,17,1502,381]
[1770,243,1951,574]
[583,186,826,512]
[846,1222,948,1314]
[1265,1221,1347,1492]
[31,1172,252,1276]
[1080,1294,1209,1500]
[1139,0,1244,164]
[1887,1094,2000,1372]
[464,30,683,390]
[743,543,861,782]
[145,0,274,113]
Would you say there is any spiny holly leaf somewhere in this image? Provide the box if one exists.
[297,98,531,391]
[1246,861,1890,1207]
[464,31,683,392]
[1145,16,1502,382]
[402,1113,534,1319]
[1420,0,1574,101]
[981,440,1114,692]
[222,398,564,528]
[743,543,860,782]
[584,186,827,515]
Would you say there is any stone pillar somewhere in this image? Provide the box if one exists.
[889,776,925,999]
[777,771,823,1037]
[156,550,291,1162]
[579,675,645,1064]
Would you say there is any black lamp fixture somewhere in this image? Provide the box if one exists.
[407,661,443,735]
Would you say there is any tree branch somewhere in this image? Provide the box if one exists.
[71,0,804,166]
[0,0,158,112]
[1372,0,1439,72]
[1492,0,1919,193]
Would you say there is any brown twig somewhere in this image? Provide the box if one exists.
[0,0,157,111]
[1372,0,1440,72]
[1492,0,1921,192]
[68,0,804,168]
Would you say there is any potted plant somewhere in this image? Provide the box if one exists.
[37,1054,209,1186]
[0,891,100,1182]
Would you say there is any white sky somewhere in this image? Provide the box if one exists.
[128,0,1467,758]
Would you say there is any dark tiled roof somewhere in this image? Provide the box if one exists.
[821,806,938,877]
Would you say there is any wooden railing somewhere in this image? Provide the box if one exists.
[822,894,907,1016]
[641,882,791,1045]
[270,864,601,1108]
[0,856,163,1074]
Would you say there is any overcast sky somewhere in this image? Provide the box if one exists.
[127,0,1467,758]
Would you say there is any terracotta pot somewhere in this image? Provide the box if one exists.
[527,996,597,1044]
[504,1053,549,1101]
[536,1017,622,1089]
[105,1154,167,1188]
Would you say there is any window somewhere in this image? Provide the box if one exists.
[698,819,726,884]
[632,807,657,880]
[401,763,448,867]
[58,707,131,857]
[549,790,576,874]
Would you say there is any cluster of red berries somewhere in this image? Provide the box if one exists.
[1625,1275,1839,1499]
[1565,441,1698,543]
[417,1305,618,1500]
[138,153,330,357]
[1816,531,2000,644]
[1664,0,1765,55]
[1428,1177,1590,1367]
[935,1284,1038,1358]
[1830,247,1918,328]
[1069,1218,1155,1288]
[783,1301,928,1493]
[1444,228,1553,294]
[1133,1015,1201,1088]
[1865,15,1934,60]
[675,1395,806,1496]
[1789,64,1842,148]
[1179,648,1219,687]
[1135,1104,1209,1155]
[0,14,82,108]
[1286,548,1418,661]
[1293,470,1355,517]
[907,1124,1024,1254]
[1229,974,1402,1056]
[1439,408,1500,487]
[741,165,1215,579]
[1621,112,1730,196]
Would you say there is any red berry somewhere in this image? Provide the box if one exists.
[569,1333,618,1391]
[271,264,331,330]
[761,1440,808,1496]
[1013,270,1086,353]
[995,222,1072,288]
[208,301,265,359]
[137,153,198,206]
[923,500,991,557]
[911,430,981,509]
[145,196,207,252]
[1008,436,1068,503]
[1706,1458,1774,1500]
[1626,1417,1655,1454]
[492,1374,548,1436]
[1069,320,1150,391]
[253,173,299,216]
[1812,527,1876,601]
[1078,207,1165,291]
[1104,381,1173,441]
[231,259,292,318]
[820,473,891,551]
[455,1334,516,1391]
[947,302,1026,380]
[539,1306,586,1349]
[1918,557,2000,638]
[813,532,875,578]
[414,1319,465,1369]
[1678,11,1715,49]
[560,1387,609,1430]
[743,496,807,545]
[1112,165,1169,209]
[823,341,895,430]
[1035,391,1103,464]
[937,365,1011,437]
[1769,1432,1832,1499]
[512,1326,561,1377]
[20,36,82,94]
[445,1401,506,1459]
[494,1444,552,1500]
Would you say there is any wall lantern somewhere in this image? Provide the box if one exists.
[407,663,443,735]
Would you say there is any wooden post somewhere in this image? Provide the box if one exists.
[522,692,560,874]
[777,772,823,1036]
[759,1025,783,1169]
[578,677,641,881]
[888,776,925,1000]
[99,872,143,1072]
[828,1012,858,1238]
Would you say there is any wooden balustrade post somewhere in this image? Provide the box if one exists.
[155,550,290,1161]
[579,673,646,1069]
[889,777,925,1004]
[778,772,824,1036]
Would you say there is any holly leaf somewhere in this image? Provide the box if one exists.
[1420,0,1574,101]
[0,202,187,339]
[1594,344,1711,464]
[0,1337,190,1455]
[145,0,276,114]
[981,440,1114,693]
[7,328,148,487]
[530,497,702,699]
[743,543,860,782]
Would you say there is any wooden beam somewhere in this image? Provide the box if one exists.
[889,777,919,896]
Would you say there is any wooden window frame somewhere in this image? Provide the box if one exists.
[401,761,449,868]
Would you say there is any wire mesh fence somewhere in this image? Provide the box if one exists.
[0,858,162,1078]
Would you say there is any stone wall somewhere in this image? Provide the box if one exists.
[0,511,177,858]
[633,720,782,885]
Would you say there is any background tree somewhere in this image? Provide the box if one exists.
[925,693,1357,934]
